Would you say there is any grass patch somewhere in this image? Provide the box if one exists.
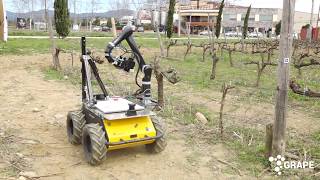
[0,37,172,55]
[42,66,83,87]
[160,45,320,115]
[224,127,268,176]
[158,94,216,125]
[44,67,65,80]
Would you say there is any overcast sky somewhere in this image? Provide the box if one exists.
[4,0,320,14]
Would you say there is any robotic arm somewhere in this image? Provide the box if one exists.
[105,26,152,106]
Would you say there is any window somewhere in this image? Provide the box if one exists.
[260,15,273,22]
[223,14,237,21]
[241,14,255,21]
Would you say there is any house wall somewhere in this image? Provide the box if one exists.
[222,7,279,31]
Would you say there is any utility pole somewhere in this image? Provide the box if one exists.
[178,1,181,37]
[90,0,94,32]
[74,0,77,25]
[272,0,295,156]
[309,0,314,42]
[317,4,320,27]
[29,0,34,30]
[44,0,48,32]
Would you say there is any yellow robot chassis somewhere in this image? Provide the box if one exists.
[66,27,167,165]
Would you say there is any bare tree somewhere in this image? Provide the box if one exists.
[42,0,49,31]
[244,49,277,87]
[70,0,79,25]
[208,18,219,80]
[155,22,165,57]
[30,0,34,30]
[219,82,235,137]
[89,0,102,31]
[42,0,61,70]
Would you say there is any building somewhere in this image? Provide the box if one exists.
[176,0,318,35]
[222,8,318,34]
[100,18,109,26]
[137,10,151,25]
[177,0,219,34]
[34,22,46,31]
[222,7,278,33]
[179,9,217,34]
[119,16,134,25]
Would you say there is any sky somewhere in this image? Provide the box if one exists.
[233,0,320,13]
[4,0,320,14]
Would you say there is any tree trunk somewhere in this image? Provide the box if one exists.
[44,0,48,32]
[220,45,224,57]
[156,23,165,57]
[157,74,164,108]
[219,89,226,136]
[48,6,61,71]
[71,50,74,67]
[256,69,262,87]
[153,57,164,108]
[202,45,209,62]
[53,48,62,70]
[219,83,235,137]
[265,124,273,158]
[241,38,244,51]
[184,42,192,59]
[210,53,219,80]
[228,49,234,67]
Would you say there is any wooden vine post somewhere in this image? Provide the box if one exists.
[272,0,295,156]
[111,17,117,38]
[265,123,273,158]
[153,56,164,108]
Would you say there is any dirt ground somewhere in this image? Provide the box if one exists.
[0,55,257,180]
[0,54,318,180]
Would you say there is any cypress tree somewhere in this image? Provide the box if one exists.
[166,0,176,39]
[275,21,281,36]
[54,0,71,38]
[242,5,251,39]
[215,0,225,38]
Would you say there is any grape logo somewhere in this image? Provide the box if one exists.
[269,155,286,175]
[269,155,315,176]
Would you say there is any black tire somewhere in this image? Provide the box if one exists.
[82,124,107,166]
[66,111,85,145]
[146,116,167,153]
